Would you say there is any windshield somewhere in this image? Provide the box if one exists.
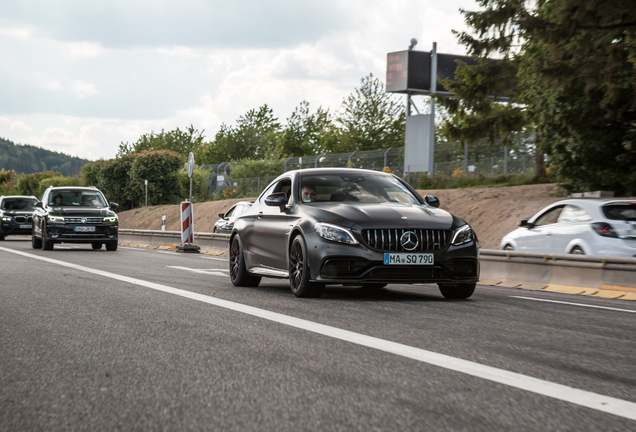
[299,173,421,204]
[602,203,636,221]
[49,190,108,207]
[1,198,38,210]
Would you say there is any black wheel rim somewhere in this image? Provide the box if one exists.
[230,238,240,281]
[289,241,303,291]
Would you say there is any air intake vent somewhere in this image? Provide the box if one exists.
[362,229,449,252]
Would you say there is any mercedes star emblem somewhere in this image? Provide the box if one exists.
[400,231,419,251]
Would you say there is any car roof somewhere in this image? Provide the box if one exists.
[285,167,390,177]
[0,195,38,200]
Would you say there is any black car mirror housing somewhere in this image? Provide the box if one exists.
[517,219,534,228]
[425,195,440,208]
[34,202,43,208]
[109,202,119,210]
[265,192,288,209]
[218,213,226,219]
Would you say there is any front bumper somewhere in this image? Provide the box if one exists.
[45,223,118,243]
[1,221,33,236]
[304,231,480,284]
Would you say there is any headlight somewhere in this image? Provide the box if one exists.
[103,216,118,222]
[314,222,358,245]
[1,216,11,221]
[48,216,65,222]
[451,224,474,246]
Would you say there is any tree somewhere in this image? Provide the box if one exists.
[277,101,335,156]
[330,74,405,153]
[128,150,184,206]
[201,105,281,164]
[118,125,203,162]
[454,0,636,194]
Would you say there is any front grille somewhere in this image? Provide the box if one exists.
[367,266,449,280]
[64,217,103,224]
[14,216,32,223]
[362,229,450,252]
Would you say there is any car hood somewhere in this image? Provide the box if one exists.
[301,202,454,230]
[49,207,113,217]
[2,210,34,216]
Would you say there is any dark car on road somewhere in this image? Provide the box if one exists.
[213,201,252,234]
[0,195,39,240]
[32,186,119,251]
[229,168,479,298]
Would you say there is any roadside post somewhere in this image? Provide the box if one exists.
[144,179,148,207]
[177,152,200,253]
[161,215,165,232]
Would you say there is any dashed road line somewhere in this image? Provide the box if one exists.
[511,296,636,313]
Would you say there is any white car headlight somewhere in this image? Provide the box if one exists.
[451,224,474,246]
[314,222,358,245]
[103,216,118,222]
[2,216,11,221]
[49,216,65,222]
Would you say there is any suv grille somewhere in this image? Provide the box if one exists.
[14,216,33,223]
[64,217,103,224]
[362,229,450,252]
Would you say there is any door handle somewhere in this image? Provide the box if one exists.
[257,212,263,219]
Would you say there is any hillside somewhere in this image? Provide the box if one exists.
[118,183,567,250]
[0,137,89,176]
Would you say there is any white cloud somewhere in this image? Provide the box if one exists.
[71,80,100,99]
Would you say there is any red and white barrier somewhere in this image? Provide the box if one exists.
[180,201,193,244]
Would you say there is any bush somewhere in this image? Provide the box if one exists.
[129,150,184,206]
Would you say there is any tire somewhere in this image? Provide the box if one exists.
[31,232,42,249]
[438,282,476,299]
[570,246,585,255]
[213,227,218,233]
[503,244,514,251]
[106,242,118,251]
[0,233,4,241]
[363,283,387,290]
[42,233,54,251]
[92,242,103,250]
[229,235,261,287]
[289,235,325,298]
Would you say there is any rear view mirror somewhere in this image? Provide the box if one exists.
[517,219,534,228]
[109,202,118,210]
[265,192,287,209]
[218,213,226,219]
[425,195,440,208]
[34,202,43,208]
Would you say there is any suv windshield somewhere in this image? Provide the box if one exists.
[49,190,108,207]
[602,203,636,221]
[1,198,38,210]
[299,173,420,204]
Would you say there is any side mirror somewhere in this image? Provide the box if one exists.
[265,192,287,209]
[425,195,440,208]
[517,219,534,228]
[34,202,43,208]
[109,202,118,210]
[218,213,226,219]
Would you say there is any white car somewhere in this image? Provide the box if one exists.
[500,199,636,257]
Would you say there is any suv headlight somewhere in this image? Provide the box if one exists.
[2,216,11,221]
[49,216,65,223]
[103,216,118,222]
[451,224,474,246]
[314,222,358,245]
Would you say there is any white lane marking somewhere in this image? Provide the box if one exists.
[2,245,636,422]
[120,246,145,251]
[157,251,179,255]
[167,266,228,277]
[512,296,636,314]
[199,256,227,261]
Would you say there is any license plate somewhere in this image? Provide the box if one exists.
[384,253,434,265]
[19,224,32,229]
[74,226,95,232]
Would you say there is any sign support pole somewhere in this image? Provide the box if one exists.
[177,152,200,253]
[429,42,437,177]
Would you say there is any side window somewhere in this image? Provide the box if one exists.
[559,205,592,224]
[224,206,236,218]
[274,179,292,202]
[235,204,247,216]
[534,205,565,226]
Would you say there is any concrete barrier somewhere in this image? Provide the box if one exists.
[117,229,636,294]
[118,229,230,253]
[480,250,636,291]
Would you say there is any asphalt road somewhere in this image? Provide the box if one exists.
[1,238,636,431]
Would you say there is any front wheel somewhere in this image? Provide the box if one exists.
[503,244,514,251]
[41,226,54,250]
[92,242,103,250]
[229,235,261,287]
[32,232,42,249]
[106,242,118,251]
[289,236,325,298]
[570,246,585,255]
[438,282,476,299]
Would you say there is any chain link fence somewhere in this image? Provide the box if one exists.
[197,133,537,198]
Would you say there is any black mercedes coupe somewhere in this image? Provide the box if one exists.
[229,168,479,299]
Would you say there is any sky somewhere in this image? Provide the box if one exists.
[0,0,477,161]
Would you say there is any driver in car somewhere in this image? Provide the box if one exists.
[301,185,316,203]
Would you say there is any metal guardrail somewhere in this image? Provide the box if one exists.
[118,229,636,291]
